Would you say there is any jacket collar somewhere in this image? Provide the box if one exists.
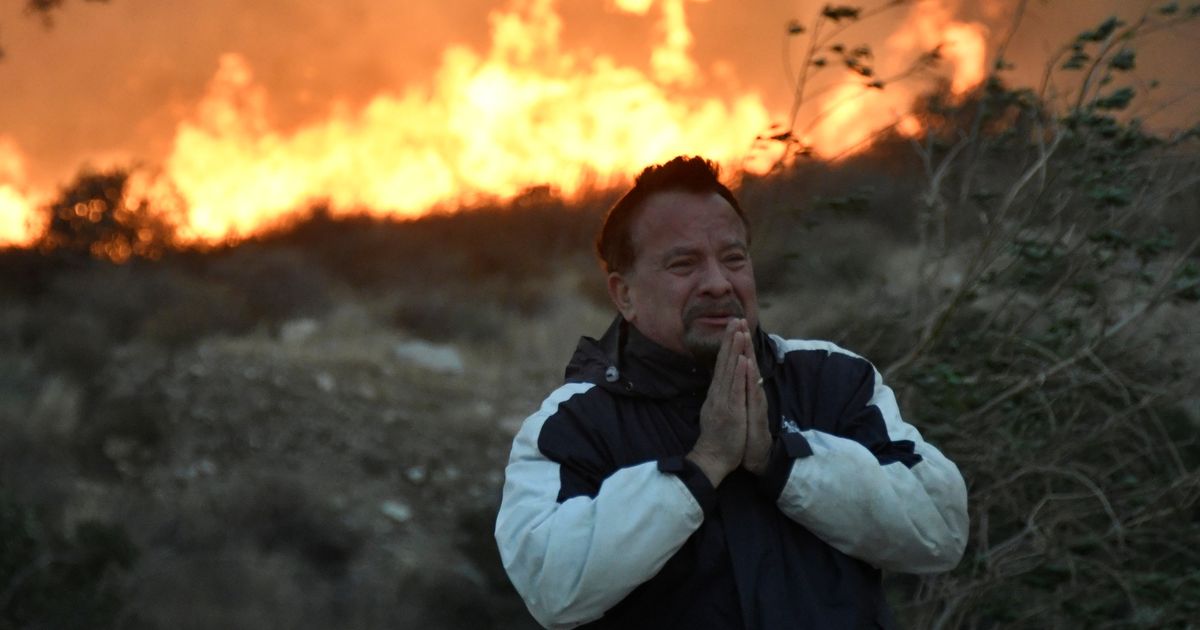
[565,316,778,399]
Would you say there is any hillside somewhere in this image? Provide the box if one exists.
[2,95,1200,628]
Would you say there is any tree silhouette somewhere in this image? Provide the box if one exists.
[39,169,176,262]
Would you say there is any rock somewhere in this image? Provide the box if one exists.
[30,375,82,438]
[280,318,320,344]
[176,458,218,480]
[405,466,427,484]
[380,499,413,523]
[393,340,465,374]
[315,371,336,393]
[438,465,461,482]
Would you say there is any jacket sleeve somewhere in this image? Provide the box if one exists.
[761,340,969,574]
[494,382,714,629]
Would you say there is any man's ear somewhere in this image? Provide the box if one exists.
[607,272,635,321]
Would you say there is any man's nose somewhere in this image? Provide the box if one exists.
[697,257,734,296]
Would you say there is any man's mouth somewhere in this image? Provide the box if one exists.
[683,300,745,329]
[694,314,734,326]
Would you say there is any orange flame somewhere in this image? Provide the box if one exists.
[140,0,770,244]
[787,0,989,157]
[0,137,43,248]
[890,0,988,96]
[2,0,992,249]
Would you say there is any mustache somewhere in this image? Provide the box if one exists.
[682,299,745,326]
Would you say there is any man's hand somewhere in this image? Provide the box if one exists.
[742,322,772,476]
[688,319,748,487]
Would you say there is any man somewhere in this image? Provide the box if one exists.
[495,156,968,629]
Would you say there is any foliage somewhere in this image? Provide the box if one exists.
[36,169,177,263]
[756,0,938,167]
[852,7,1200,628]
[0,492,137,630]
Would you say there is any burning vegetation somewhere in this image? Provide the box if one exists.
[1,1,1199,629]
[1,0,999,248]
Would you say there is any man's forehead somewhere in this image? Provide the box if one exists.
[631,190,745,247]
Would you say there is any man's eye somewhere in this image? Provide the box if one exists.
[724,253,747,265]
[667,259,694,271]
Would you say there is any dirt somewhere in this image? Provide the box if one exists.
[10,302,550,629]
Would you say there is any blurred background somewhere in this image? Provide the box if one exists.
[1,0,1198,627]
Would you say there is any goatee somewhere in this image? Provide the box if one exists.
[682,298,745,368]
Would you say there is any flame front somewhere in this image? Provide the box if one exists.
[0,137,41,247]
[794,0,988,156]
[2,0,994,249]
[147,0,771,244]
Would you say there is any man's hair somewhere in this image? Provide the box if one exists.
[595,155,748,274]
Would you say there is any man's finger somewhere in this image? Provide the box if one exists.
[743,354,772,475]
[739,320,755,362]
[712,319,738,373]
[733,354,747,412]
[710,321,741,398]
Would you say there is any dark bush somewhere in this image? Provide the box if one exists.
[0,492,137,630]
[73,393,167,480]
[35,168,176,263]
[228,475,361,579]
[204,245,339,326]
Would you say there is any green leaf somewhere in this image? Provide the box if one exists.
[1175,261,1200,301]
[1093,87,1135,110]
[845,59,873,77]
[821,5,862,22]
[1088,184,1133,207]
[1062,50,1090,70]
[1078,16,1124,43]
[1089,229,1132,252]
[1109,48,1136,70]
[1136,230,1175,262]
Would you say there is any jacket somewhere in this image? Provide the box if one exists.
[495,317,969,629]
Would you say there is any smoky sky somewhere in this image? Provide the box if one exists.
[1,0,1196,191]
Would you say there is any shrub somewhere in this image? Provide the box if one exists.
[862,11,1200,627]
[35,168,177,263]
[203,245,339,327]
[0,492,137,630]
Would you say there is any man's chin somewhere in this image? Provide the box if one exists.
[684,332,722,368]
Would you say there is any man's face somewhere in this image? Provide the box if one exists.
[608,190,759,363]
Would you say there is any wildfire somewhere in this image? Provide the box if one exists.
[787,0,988,157]
[0,137,42,248]
[3,0,992,249]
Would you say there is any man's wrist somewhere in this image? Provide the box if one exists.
[744,452,768,477]
[686,451,731,487]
